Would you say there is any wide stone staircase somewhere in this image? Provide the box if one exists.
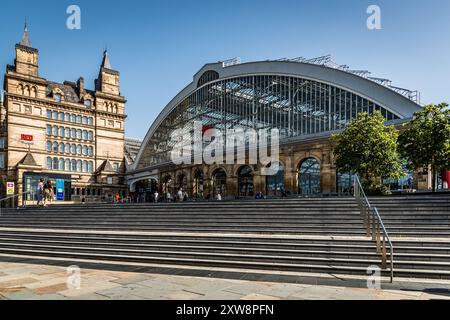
[0,195,449,281]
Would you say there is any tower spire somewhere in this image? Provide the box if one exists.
[101,49,112,69]
[20,20,31,47]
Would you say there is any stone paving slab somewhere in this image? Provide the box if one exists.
[1,261,450,300]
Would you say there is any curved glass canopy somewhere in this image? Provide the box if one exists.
[137,74,401,169]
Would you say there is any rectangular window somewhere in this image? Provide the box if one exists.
[0,138,5,149]
[0,153,4,168]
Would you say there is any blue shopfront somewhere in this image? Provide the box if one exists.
[23,172,72,202]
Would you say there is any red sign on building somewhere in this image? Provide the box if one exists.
[21,134,34,142]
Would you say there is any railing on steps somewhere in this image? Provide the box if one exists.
[0,191,33,216]
[354,175,394,283]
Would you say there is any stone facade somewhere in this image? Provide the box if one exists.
[129,135,342,200]
[0,27,126,204]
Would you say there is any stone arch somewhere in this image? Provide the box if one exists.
[17,84,24,95]
[297,157,321,195]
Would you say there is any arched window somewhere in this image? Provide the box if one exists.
[24,86,30,96]
[52,142,58,153]
[77,160,82,172]
[52,111,58,120]
[83,160,88,172]
[77,144,82,155]
[52,125,58,136]
[82,145,88,155]
[85,100,92,108]
[298,158,321,195]
[266,162,285,196]
[52,157,58,170]
[88,131,93,141]
[65,128,70,137]
[71,128,76,138]
[83,130,88,140]
[88,146,93,156]
[31,87,37,98]
[54,93,62,103]
[65,143,70,153]
[237,166,254,197]
[47,141,52,152]
[71,160,77,171]
[71,144,76,154]
[59,142,64,153]
[88,117,93,126]
[76,115,82,123]
[71,114,76,123]
[88,161,93,173]
[65,113,70,122]
[77,129,82,139]
[47,157,52,170]
[59,158,64,170]
[18,84,24,95]
[82,116,87,125]
[59,127,64,137]
[46,125,52,135]
[58,112,64,121]
[65,159,71,171]
[46,110,52,119]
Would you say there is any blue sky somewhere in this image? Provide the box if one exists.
[1,0,449,139]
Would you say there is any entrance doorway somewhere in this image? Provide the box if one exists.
[238,166,254,197]
[212,168,227,197]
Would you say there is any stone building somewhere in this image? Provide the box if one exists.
[126,56,440,199]
[0,26,126,204]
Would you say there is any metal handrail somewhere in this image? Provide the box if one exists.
[354,175,394,283]
[0,191,33,216]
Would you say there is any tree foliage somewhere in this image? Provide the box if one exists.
[398,103,450,192]
[332,111,404,188]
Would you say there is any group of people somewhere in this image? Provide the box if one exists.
[36,179,54,207]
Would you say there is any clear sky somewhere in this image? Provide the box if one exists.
[1,0,449,139]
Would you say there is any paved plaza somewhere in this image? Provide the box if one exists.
[1,260,450,300]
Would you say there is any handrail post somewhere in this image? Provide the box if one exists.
[381,234,387,269]
[354,176,394,283]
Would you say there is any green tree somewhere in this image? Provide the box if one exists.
[332,111,404,191]
[398,103,450,192]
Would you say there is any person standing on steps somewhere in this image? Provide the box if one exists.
[46,180,54,205]
[36,179,44,207]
